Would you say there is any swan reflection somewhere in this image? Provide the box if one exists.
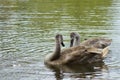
[45,62,108,80]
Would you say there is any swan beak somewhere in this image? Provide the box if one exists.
[70,39,74,47]
[61,42,65,47]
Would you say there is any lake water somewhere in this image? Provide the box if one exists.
[0,0,120,80]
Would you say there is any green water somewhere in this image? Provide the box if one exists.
[0,0,120,80]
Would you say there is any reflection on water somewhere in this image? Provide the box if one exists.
[46,62,108,80]
[0,0,120,80]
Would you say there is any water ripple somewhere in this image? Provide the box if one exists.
[0,0,120,80]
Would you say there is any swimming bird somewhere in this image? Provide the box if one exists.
[70,32,112,49]
[69,32,112,63]
[44,34,88,65]
[44,34,109,66]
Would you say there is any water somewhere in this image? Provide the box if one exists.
[0,0,120,80]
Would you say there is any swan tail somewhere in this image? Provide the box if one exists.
[87,46,110,58]
[102,46,109,58]
[87,47,102,54]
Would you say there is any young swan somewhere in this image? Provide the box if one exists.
[44,34,98,65]
[69,32,112,60]
[70,32,112,49]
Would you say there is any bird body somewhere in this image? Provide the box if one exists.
[69,32,112,63]
[44,33,112,66]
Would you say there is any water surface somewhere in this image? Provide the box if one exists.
[0,0,120,80]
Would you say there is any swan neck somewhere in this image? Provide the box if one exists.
[46,39,61,62]
[54,40,61,56]
[74,36,80,46]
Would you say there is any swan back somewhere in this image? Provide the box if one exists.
[81,38,112,49]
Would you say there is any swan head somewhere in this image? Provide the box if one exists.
[55,34,65,47]
[70,32,80,47]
